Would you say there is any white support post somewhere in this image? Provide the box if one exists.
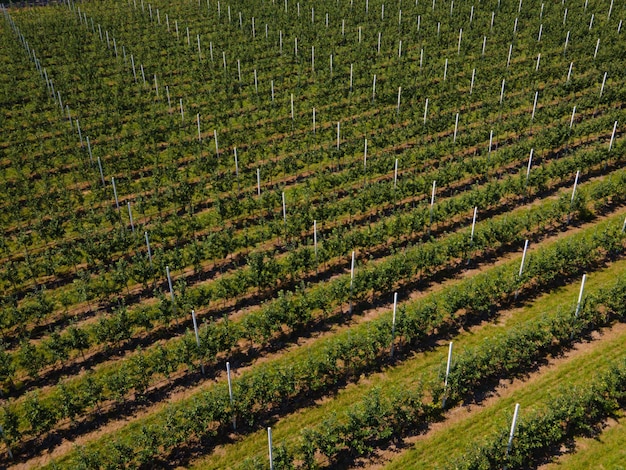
[154,74,159,97]
[600,71,607,97]
[87,136,94,164]
[234,148,239,179]
[443,58,448,81]
[350,250,355,289]
[609,121,618,151]
[97,156,105,186]
[372,74,376,102]
[268,427,274,470]
[291,93,294,121]
[567,62,573,83]
[145,231,153,266]
[397,86,401,114]
[482,35,486,56]
[257,168,261,196]
[313,220,318,263]
[390,292,398,358]
[470,68,475,94]
[538,23,543,42]
[571,170,580,204]
[442,340,453,407]
[594,38,600,59]
[429,180,436,231]
[111,177,120,211]
[282,191,286,224]
[363,138,368,172]
[166,266,175,305]
[127,202,135,233]
[453,112,459,143]
[457,28,462,54]
[470,206,477,242]
[526,148,534,183]
[424,98,429,125]
[180,99,184,123]
[349,63,353,92]
[570,106,577,129]
[214,129,219,157]
[191,309,204,374]
[77,120,83,147]
[531,91,538,121]
[574,274,586,317]
[394,159,398,189]
[519,240,529,277]
[500,78,506,105]
[227,362,236,429]
[505,404,521,464]
[507,43,512,68]
[197,113,201,141]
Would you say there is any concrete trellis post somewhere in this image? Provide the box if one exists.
[191,309,204,374]
[268,427,274,470]
[227,362,236,429]
[526,148,534,184]
[86,136,93,165]
[372,74,376,102]
[390,292,398,358]
[394,159,398,189]
[166,266,175,308]
[600,72,607,97]
[567,62,573,83]
[282,191,287,224]
[609,121,618,151]
[574,274,586,318]
[97,156,105,186]
[442,341,453,407]
[127,202,135,232]
[145,231,153,266]
[313,220,318,267]
[519,240,529,279]
[111,177,120,211]
[504,404,521,468]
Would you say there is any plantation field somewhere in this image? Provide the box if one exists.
[0,0,625,468]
